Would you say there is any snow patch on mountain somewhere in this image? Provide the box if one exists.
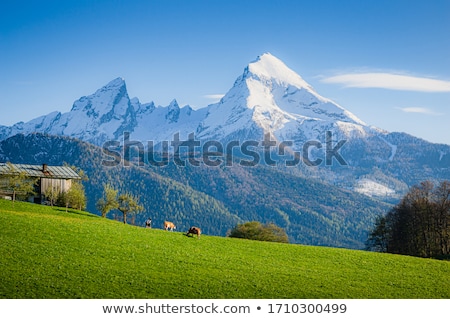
[354,179,396,197]
[378,136,398,161]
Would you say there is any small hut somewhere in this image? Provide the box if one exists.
[0,163,81,203]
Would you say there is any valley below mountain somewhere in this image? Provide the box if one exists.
[1,53,449,248]
[0,133,391,248]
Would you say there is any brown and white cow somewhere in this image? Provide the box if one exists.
[186,226,201,239]
[164,221,176,231]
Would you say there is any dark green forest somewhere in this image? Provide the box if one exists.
[367,180,450,259]
[1,133,392,248]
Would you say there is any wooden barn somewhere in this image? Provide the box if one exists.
[0,163,81,203]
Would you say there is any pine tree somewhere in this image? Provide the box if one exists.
[365,215,389,252]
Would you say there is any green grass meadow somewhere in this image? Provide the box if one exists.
[0,199,449,299]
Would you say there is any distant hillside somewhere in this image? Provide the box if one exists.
[0,133,391,248]
[1,199,449,299]
[1,54,449,204]
[0,133,240,237]
[152,161,391,247]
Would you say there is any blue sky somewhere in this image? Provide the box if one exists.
[1,0,449,144]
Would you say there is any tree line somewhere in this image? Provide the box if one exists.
[366,180,450,259]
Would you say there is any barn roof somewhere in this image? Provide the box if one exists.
[0,163,81,180]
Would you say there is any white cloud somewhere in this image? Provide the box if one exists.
[321,72,450,92]
[397,107,443,115]
[203,94,225,100]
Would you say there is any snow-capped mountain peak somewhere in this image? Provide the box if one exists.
[197,53,369,142]
[1,54,372,146]
[166,99,181,123]
[247,53,365,125]
[246,53,315,92]
[70,77,129,115]
[1,54,449,213]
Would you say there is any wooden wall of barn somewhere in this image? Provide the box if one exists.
[40,178,72,195]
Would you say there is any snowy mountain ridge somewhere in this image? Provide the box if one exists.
[0,76,204,145]
[0,53,376,147]
[197,53,375,143]
[2,53,450,200]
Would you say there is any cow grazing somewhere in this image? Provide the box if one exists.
[164,221,176,231]
[186,226,201,239]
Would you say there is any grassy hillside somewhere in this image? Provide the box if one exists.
[0,133,391,248]
[1,199,449,299]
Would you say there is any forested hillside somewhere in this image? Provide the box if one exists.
[0,133,391,248]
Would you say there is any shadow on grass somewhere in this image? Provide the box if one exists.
[433,255,450,261]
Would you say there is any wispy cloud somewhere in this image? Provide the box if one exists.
[203,94,225,100]
[397,107,443,115]
[321,72,450,92]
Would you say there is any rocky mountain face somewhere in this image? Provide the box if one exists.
[0,53,373,144]
[0,77,203,145]
[197,53,372,143]
[1,53,449,201]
